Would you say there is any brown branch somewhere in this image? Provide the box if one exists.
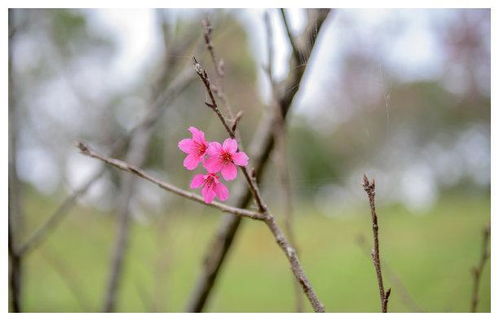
[192,57,324,312]
[76,142,265,221]
[362,175,390,312]
[8,9,24,311]
[101,135,143,312]
[263,11,275,88]
[201,18,234,120]
[356,235,423,312]
[193,57,235,138]
[193,58,268,214]
[186,9,331,312]
[470,224,490,312]
[76,140,324,312]
[265,10,303,312]
[279,9,302,65]
[202,18,223,79]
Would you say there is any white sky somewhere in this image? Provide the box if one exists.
[87,8,446,105]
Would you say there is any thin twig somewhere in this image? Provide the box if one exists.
[470,224,490,312]
[186,9,331,312]
[265,10,303,312]
[356,235,423,312]
[8,9,24,311]
[201,18,234,120]
[76,142,265,221]
[362,175,391,312]
[279,9,301,65]
[194,58,267,213]
[263,11,275,88]
[193,57,235,138]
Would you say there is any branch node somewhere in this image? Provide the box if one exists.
[385,288,392,300]
[75,141,89,154]
[231,111,244,132]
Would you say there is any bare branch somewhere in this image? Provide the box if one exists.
[193,57,235,138]
[265,10,303,311]
[201,18,234,119]
[356,235,423,312]
[279,9,301,65]
[263,10,275,87]
[186,9,331,312]
[231,110,243,133]
[362,175,390,313]
[8,11,24,311]
[470,224,490,312]
[76,142,265,221]
[202,18,222,78]
[192,58,324,312]
[193,59,269,214]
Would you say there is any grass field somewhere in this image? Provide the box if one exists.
[20,192,490,312]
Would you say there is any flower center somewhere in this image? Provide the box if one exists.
[221,152,232,164]
[196,142,207,155]
[205,174,218,187]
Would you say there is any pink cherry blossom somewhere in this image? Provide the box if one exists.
[190,173,229,204]
[178,127,209,170]
[204,138,249,181]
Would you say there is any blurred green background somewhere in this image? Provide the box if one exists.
[9,8,490,312]
[22,190,490,312]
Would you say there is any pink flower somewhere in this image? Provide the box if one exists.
[190,173,229,204]
[178,127,209,170]
[204,138,249,181]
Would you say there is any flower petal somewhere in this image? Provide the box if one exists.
[189,127,206,144]
[183,154,200,170]
[190,174,205,189]
[207,141,223,156]
[232,152,249,166]
[214,182,229,201]
[201,185,216,204]
[178,138,195,154]
[221,163,238,181]
[204,155,224,173]
[223,138,238,153]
